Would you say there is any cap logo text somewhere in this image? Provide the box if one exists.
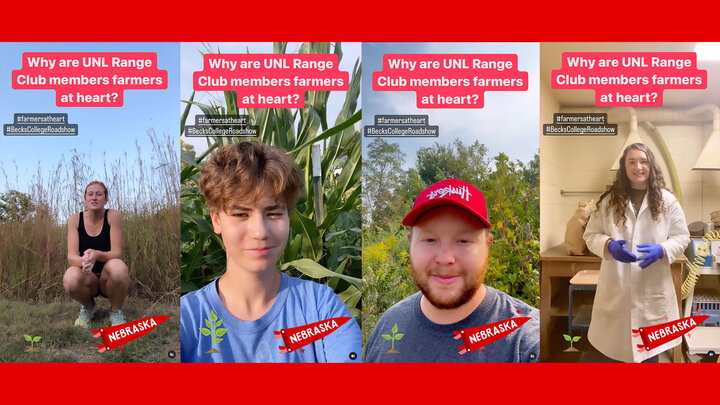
[427,185,471,202]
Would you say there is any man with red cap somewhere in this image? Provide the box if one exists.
[364,179,539,362]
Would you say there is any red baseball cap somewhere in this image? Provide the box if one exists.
[402,178,492,228]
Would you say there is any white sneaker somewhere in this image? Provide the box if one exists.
[109,309,126,326]
[74,299,96,327]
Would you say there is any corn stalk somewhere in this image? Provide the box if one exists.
[180,42,361,316]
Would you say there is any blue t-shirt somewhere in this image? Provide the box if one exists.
[364,286,540,362]
[181,273,361,363]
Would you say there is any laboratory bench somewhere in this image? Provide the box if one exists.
[540,245,688,363]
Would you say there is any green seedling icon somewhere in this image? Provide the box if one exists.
[24,334,41,353]
[381,323,404,354]
[563,334,581,353]
[199,311,228,354]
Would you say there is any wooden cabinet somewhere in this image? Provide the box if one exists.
[540,245,687,362]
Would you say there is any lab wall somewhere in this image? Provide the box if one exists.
[540,93,720,251]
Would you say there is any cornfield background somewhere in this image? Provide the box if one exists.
[180,42,362,318]
[0,129,180,302]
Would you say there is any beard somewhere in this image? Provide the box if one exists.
[410,263,486,309]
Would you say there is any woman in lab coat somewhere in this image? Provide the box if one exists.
[583,143,690,363]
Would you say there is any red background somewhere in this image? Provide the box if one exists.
[2,0,719,402]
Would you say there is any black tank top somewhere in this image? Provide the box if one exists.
[78,209,111,274]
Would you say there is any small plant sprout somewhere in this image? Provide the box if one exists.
[24,334,41,352]
[563,334,581,353]
[199,311,227,354]
[381,323,404,354]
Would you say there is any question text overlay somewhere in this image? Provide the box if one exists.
[372,54,528,108]
[551,52,706,107]
[12,52,168,107]
[193,54,349,108]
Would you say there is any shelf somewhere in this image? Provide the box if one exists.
[684,326,720,354]
[697,267,720,275]
[572,305,593,328]
[549,286,568,316]
[549,282,597,317]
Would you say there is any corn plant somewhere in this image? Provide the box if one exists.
[180,42,362,317]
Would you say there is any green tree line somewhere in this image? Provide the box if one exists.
[362,138,539,346]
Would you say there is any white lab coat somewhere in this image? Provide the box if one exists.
[583,189,690,363]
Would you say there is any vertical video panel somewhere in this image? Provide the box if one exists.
[362,42,540,362]
[0,43,180,362]
[179,42,362,362]
[540,42,720,363]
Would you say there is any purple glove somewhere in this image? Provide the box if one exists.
[608,239,637,263]
[638,244,664,269]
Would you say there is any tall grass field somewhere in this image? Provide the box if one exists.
[0,130,180,362]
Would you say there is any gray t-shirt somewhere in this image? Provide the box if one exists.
[364,286,539,362]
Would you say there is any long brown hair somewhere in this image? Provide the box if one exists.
[595,143,667,228]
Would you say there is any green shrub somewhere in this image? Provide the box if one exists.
[361,224,418,346]
[361,140,540,346]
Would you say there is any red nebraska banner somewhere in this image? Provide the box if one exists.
[93,315,170,352]
[274,317,351,354]
[454,317,531,354]
[633,315,709,352]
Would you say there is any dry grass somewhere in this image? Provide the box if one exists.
[0,297,180,363]
[0,129,179,302]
